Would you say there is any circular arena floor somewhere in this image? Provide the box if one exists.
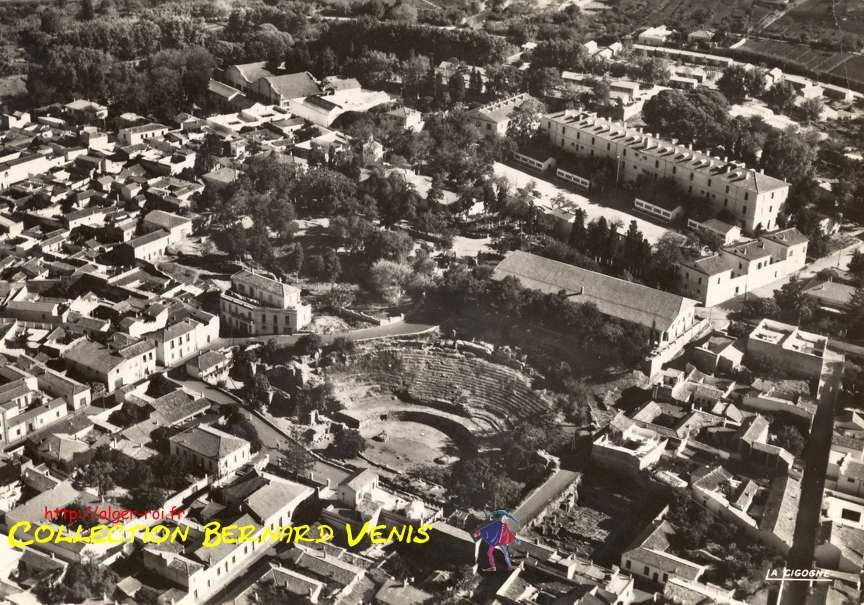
[358,419,458,472]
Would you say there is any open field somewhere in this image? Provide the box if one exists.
[739,38,852,73]
[359,419,458,471]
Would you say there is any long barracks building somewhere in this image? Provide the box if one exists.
[541,110,790,234]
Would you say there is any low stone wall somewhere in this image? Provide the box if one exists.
[387,409,478,455]
[335,307,404,327]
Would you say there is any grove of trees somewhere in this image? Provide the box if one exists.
[427,262,652,376]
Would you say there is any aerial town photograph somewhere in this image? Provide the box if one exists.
[0,0,859,603]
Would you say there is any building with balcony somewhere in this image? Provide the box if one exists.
[220,270,312,336]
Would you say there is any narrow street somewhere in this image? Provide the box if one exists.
[697,238,864,332]
[781,355,844,605]
[217,321,437,347]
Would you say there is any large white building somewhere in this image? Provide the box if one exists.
[220,270,312,336]
[678,228,809,306]
[288,89,392,128]
[61,336,156,393]
[541,111,790,233]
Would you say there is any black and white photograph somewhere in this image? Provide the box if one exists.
[0,0,858,603]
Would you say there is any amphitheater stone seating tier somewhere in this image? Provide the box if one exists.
[328,345,552,436]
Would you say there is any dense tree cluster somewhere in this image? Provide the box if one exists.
[28,44,216,118]
[223,410,264,454]
[773,422,806,457]
[208,111,502,270]
[328,0,419,22]
[35,561,118,604]
[665,495,778,586]
[427,263,652,374]
[292,382,343,418]
[47,14,209,60]
[316,19,513,67]
[716,64,766,104]
[760,127,819,183]
[79,445,201,510]
[330,425,366,458]
[221,2,311,40]
[643,88,735,151]
[529,208,682,292]
[415,413,568,509]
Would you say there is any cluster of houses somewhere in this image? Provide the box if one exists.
[632,26,860,104]
[208,61,421,131]
[0,27,858,603]
[0,395,451,605]
[584,317,862,602]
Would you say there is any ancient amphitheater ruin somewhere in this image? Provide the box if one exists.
[326,339,553,470]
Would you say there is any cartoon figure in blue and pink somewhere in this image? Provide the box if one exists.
[472,510,520,572]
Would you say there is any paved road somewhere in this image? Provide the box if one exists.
[492,162,672,244]
[165,369,239,405]
[217,321,437,348]
[748,238,864,299]
[781,356,844,605]
[512,468,580,530]
[241,407,352,488]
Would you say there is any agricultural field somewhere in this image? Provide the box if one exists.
[739,38,852,73]
[736,37,864,89]
[830,55,864,89]
[592,0,766,33]
[767,0,864,39]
